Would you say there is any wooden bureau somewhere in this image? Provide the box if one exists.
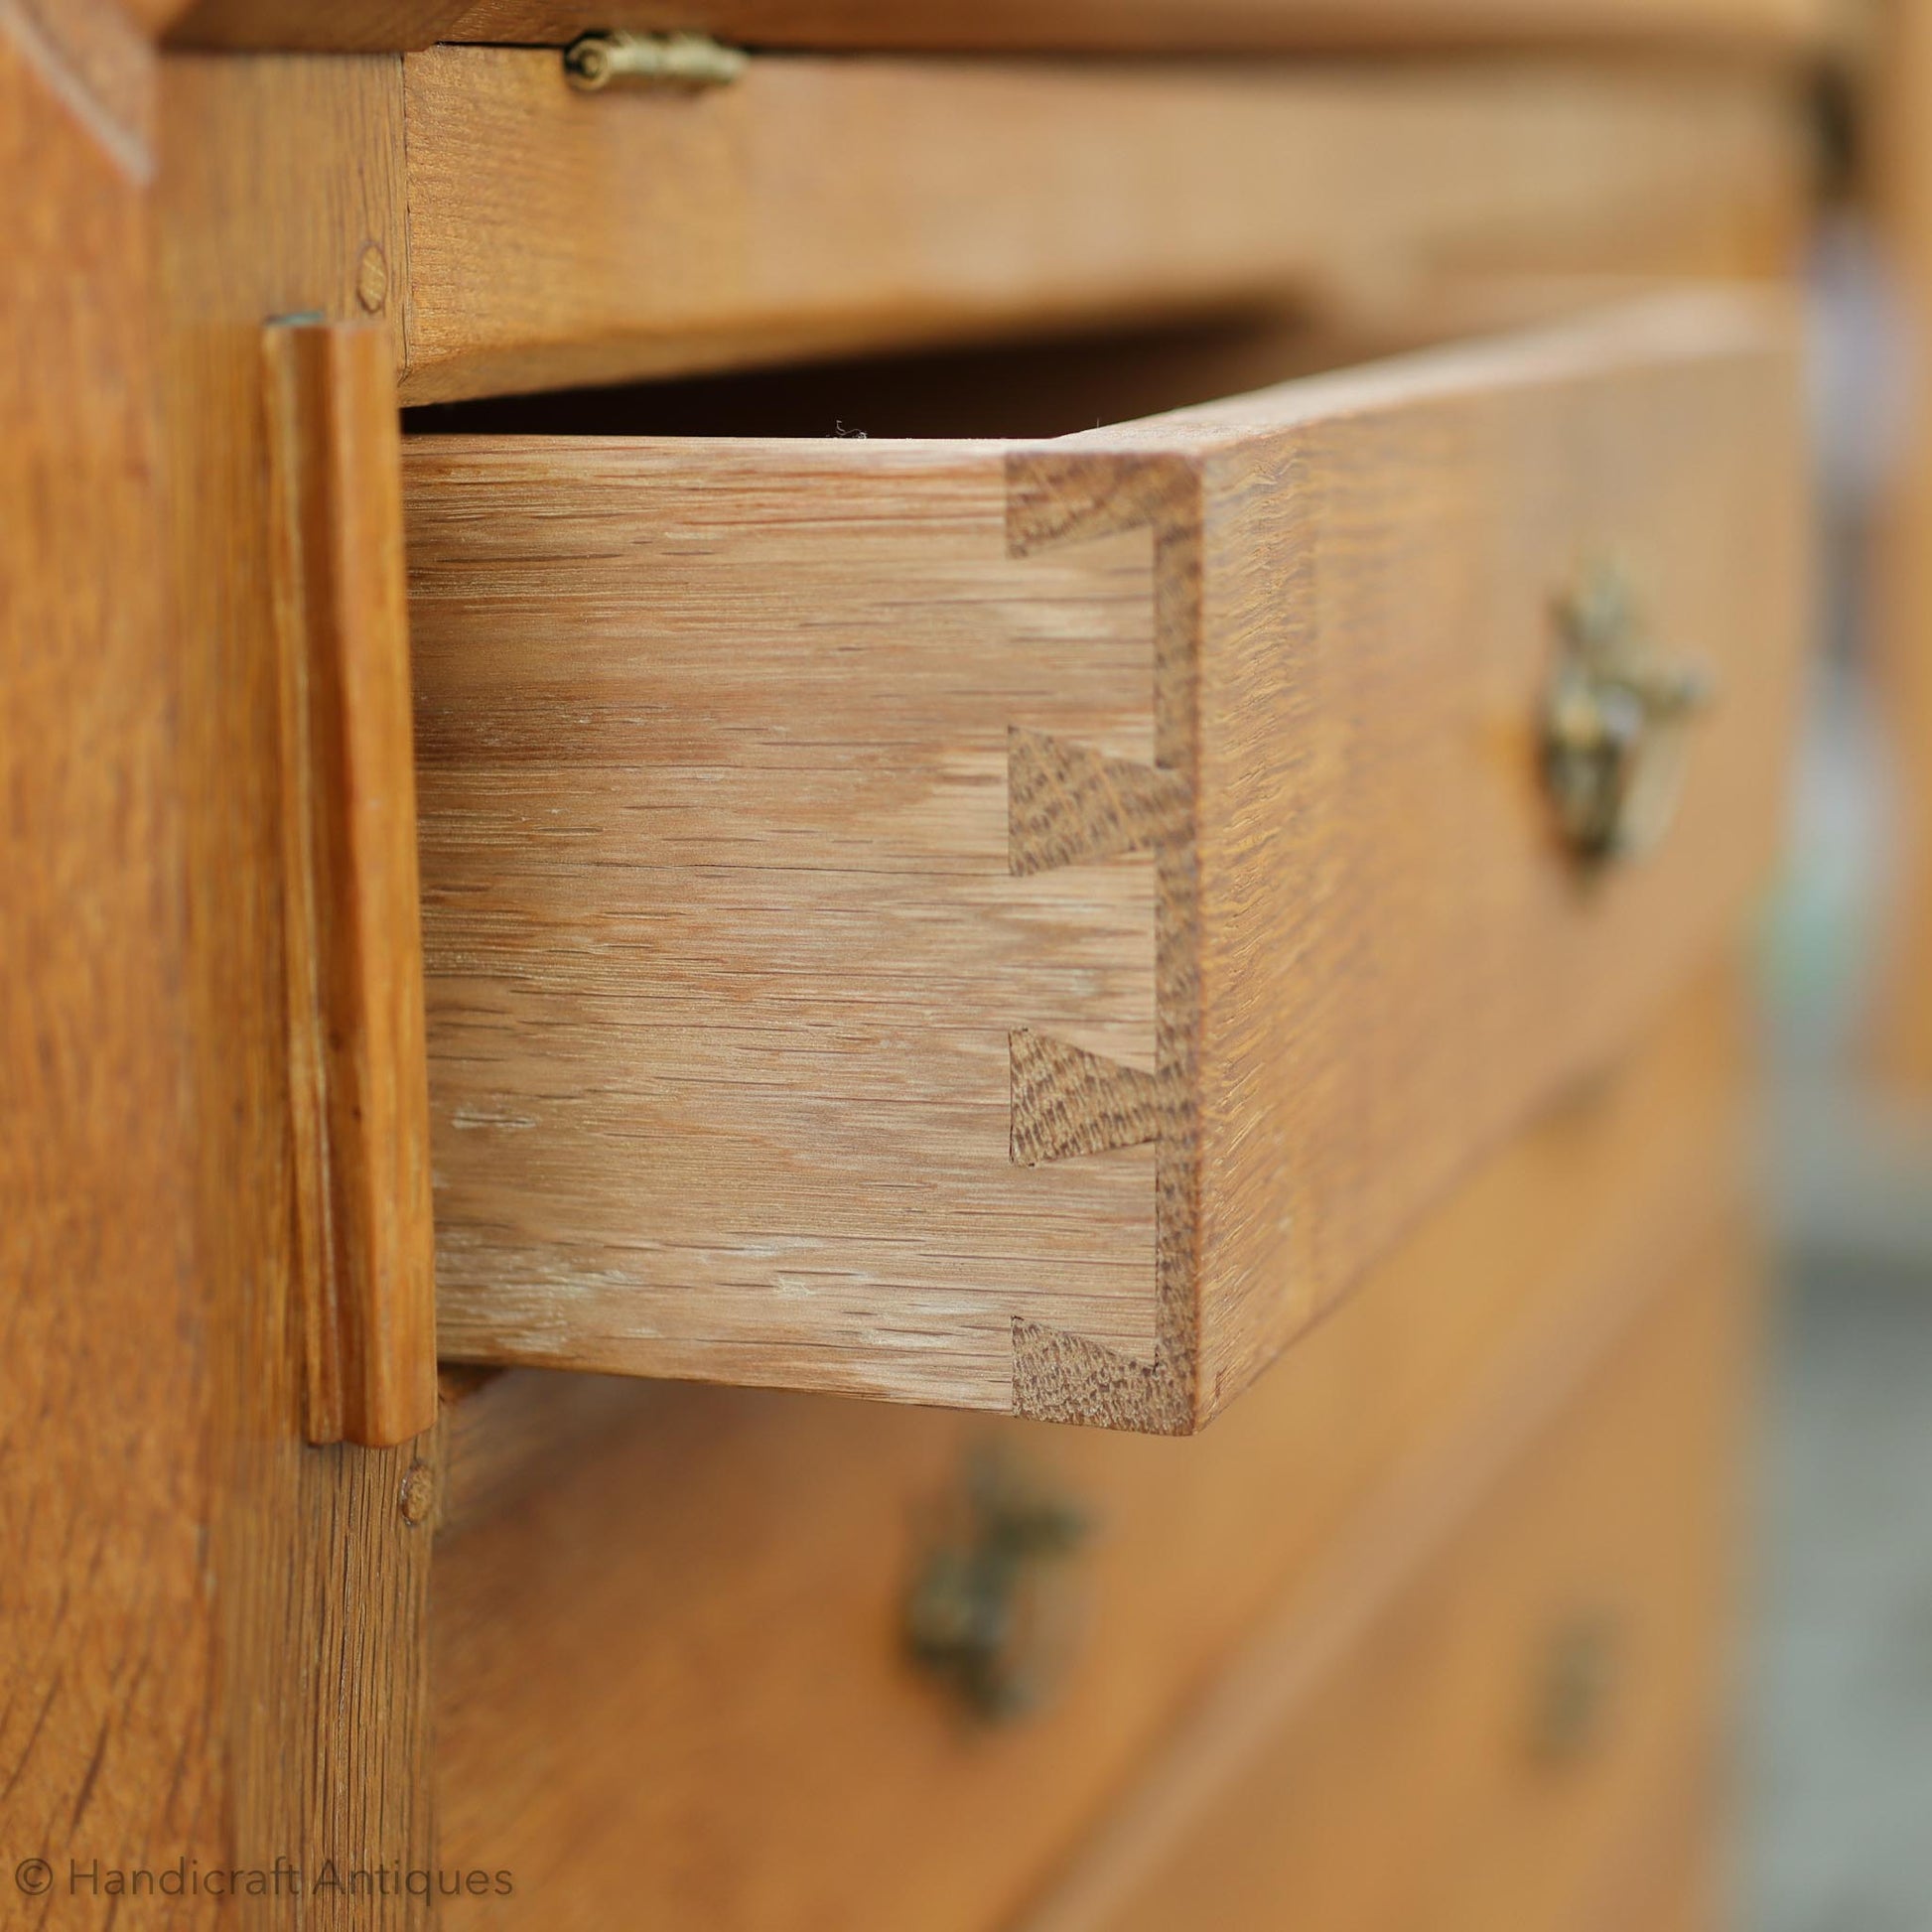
[2,4,1822,1928]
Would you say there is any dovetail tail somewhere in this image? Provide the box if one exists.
[1008,727,1189,879]
[1011,1030,1164,1167]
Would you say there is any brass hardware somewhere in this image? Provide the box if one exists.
[904,1449,1094,1723]
[564,31,749,91]
[1531,1609,1623,1766]
[1542,561,1713,865]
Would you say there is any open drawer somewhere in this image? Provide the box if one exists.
[403,290,1804,1432]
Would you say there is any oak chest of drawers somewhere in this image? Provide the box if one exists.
[2,3,1823,1927]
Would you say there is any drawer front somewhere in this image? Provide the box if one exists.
[405,291,1804,1430]
[430,977,1742,1932]
[394,49,1801,405]
[1018,1216,1752,1932]
[171,1,1832,56]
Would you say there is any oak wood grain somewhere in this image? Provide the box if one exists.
[6,22,1795,1918]
[169,0,472,46]
[266,321,438,1450]
[120,0,201,26]
[155,53,437,1925]
[396,48,1804,405]
[1128,292,1804,1423]
[466,0,1830,49]
[166,0,1833,52]
[409,445,1165,1411]
[0,10,225,1898]
[405,292,1805,1429]
[1015,1212,1752,1932]
[431,970,1747,1931]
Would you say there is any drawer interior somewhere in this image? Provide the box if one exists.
[402,304,1432,444]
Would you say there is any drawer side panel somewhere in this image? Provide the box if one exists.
[408,440,1169,1407]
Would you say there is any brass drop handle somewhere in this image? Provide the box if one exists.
[1530,1608,1625,1768]
[1542,563,1714,865]
[903,1449,1094,1723]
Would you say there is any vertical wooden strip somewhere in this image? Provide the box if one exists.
[270,325,343,1445]
[299,1441,439,1912]
[265,319,436,1449]
[155,53,436,1928]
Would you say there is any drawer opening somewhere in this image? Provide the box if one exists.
[401,305,1422,445]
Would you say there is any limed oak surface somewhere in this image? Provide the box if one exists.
[406,291,1805,1431]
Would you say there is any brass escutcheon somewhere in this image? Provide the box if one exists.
[1542,561,1713,866]
[1530,1608,1625,1767]
[903,1448,1094,1723]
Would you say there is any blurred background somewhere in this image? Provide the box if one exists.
[1750,15,1932,1924]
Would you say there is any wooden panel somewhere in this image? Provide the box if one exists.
[1017,1217,1753,1932]
[170,0,472,46]
[0,1,225,1888]
[1159,295,1803,1422]
[1868,0,1932,1092]
[167,0,1832,52]
[154,54,437,1926]
[412,443,1166,1412]
[466,0,1829,49]
[5,25,441,1912]
[121,0,201,27]
[431,969,1746,1932]
[1637,1833,1724,1932]
[1576,1785,1725,1932]
[396,49,1804,405]
[16,0,156,147]
[406,292,1805,1429]
[1634,1864,1721,1932]
[266,320,437,1449]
